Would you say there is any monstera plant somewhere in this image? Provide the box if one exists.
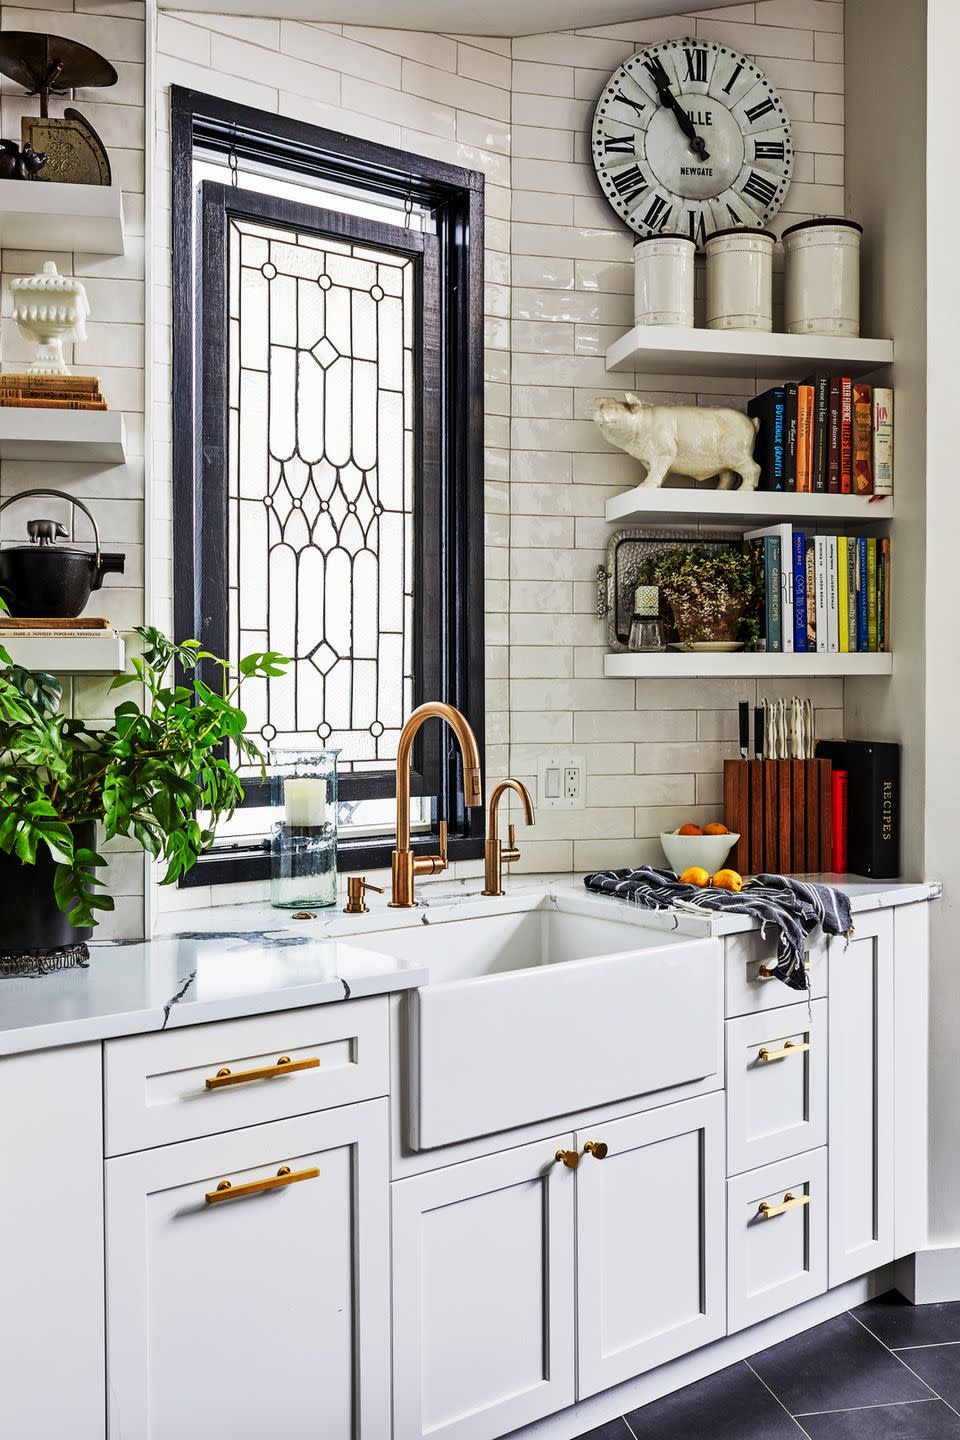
[0,625,288,945]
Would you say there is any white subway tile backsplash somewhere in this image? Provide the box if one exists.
[512,60,574,98]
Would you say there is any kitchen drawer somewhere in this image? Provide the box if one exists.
[725,1000,827,1176]
[104,998,389,1156]
[724,931,827,1018]
[727,1148,827,1334]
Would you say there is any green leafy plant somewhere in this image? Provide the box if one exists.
[641,544,761,647]
[0,626,289,928]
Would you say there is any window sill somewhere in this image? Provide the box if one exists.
[178,833,485,888]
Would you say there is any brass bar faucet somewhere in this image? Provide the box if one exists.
[482,779,535,897]
[390,702,483,908]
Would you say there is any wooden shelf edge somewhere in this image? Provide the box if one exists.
[0,179,125,256]
[0,410,127,464]
[605,487,895,527]
[604,651,893,678]
[605,324,894,379]
[1,633,126,675]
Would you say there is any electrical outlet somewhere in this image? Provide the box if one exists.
[537,753,586,811]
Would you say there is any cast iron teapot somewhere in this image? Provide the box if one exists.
[0,488,124,618]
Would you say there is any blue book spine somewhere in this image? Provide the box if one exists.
[771,388,786,489]
[857,536,869,652]
[765,536,782,651]
[793,531,807,653]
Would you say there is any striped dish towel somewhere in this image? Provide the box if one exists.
[583,867,853,991]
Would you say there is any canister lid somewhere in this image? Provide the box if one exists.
[704,225,777,244]
[633,233,697,248]
[781,216,863,238]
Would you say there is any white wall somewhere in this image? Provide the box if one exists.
[0,0,147,940]
[151,3,849,917]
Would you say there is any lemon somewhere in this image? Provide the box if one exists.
[679,866,711,888]
[712,868,744,893]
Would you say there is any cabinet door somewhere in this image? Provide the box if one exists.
[575,1092,726,1399]
[828,910,895,1285]
[727,1148,828,1333]
[0,1044,104,1439]
[725,1000,827,1176]
[106,1101,390,1438]
[392,1133,576,1440]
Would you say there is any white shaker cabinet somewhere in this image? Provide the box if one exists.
[106,1099,390,1439]
[0,1044,105,1439]
[575,1092,726,1398]
[828,910,895,1286]
[392,1133,577,1440]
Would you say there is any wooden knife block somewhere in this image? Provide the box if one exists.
[723,759,833,877]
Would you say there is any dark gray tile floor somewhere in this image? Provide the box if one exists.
[575,1293,960,1440]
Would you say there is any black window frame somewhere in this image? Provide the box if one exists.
[171,86,486,886]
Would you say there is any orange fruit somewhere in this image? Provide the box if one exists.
[680,866,711,888]
[677,823,703,836]
[703,822,729,836]
[712,868,743,893]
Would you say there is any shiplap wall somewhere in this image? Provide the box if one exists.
[151,2,846,914]
[0,0,146,939]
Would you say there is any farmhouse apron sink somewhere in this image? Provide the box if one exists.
[341,899,722,1149]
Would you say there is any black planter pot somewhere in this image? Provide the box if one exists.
[0,820,96,953]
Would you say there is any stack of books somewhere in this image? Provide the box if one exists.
[746,524,891,654]
[0,373,107,411]
[748,377,892,495]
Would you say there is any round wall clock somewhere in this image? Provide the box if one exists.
[591,38,793,245]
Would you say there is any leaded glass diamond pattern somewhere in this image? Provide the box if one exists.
[227,216,415,774]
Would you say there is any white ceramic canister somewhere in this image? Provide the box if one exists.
[704,226,775,331]
[781,217,863,337]
[633,234,696,327]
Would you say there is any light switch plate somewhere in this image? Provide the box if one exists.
[537,753,586,811]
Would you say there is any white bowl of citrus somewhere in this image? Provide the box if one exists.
[659,823,740,882]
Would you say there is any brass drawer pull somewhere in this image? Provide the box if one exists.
[758,1039,810,1063]
[205,1164,320,1204]
[757,1190,810,1220]
[205,1055,320,1089]
[555,1148,580,1170]
[583,1141,608,1160]
[757,961,810,981]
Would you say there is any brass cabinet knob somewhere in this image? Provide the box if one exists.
[554,1148,580,1170]
[583,1140,608,1160]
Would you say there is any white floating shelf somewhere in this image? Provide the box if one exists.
[0,409,126,464]
[604,651,893,679]
[1,631,126,675]
[605,325,893,380]
[606,486,894,528]
[0,180,125,255]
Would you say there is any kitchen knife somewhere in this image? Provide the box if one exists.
[738,701,749,760]
[754,706,764,760]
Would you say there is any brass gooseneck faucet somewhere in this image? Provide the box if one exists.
[482,779,535,896]
[390,702,483,908]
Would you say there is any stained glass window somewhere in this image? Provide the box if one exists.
[226,214,415,777]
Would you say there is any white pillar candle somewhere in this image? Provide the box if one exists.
[284,777,327,828]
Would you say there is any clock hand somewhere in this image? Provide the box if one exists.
[655,79,710,162]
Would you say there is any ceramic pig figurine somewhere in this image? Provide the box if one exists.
[594,393,761,491]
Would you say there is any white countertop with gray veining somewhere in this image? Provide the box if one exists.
[0,871,939,1057]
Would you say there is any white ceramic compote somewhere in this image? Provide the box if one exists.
[10,260,90,376]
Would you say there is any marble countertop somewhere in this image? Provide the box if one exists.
[0,871,939,1057]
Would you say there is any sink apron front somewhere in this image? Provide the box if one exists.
[407,934,722,1150]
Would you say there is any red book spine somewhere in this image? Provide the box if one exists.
[832,769,848,871]
[828,377,841,493]
[840,377,853,493]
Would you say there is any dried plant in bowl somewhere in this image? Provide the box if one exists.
[642,543,761,648]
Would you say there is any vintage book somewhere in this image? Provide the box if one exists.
[866,537,878,650]
[783,382,798,491]
[857,536,869,652]
[801,374,830,494]
[840,376,853,493]
[0,616,110,630]
[837,538,849,652]
[873,387,894,496]
[797,385,815,493]
[0,396,107,410]
[827,377,841,493]
[794,531,808,653]
[746,524,794,653]
[0,372,102,391]
[847,537,859,651]
[816,739,901,879]
[881,535,892,650]
[852,382,874,494]
[831,767,848,872]
[748,386,786,490]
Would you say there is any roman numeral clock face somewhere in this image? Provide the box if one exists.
[592,39,793,244]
